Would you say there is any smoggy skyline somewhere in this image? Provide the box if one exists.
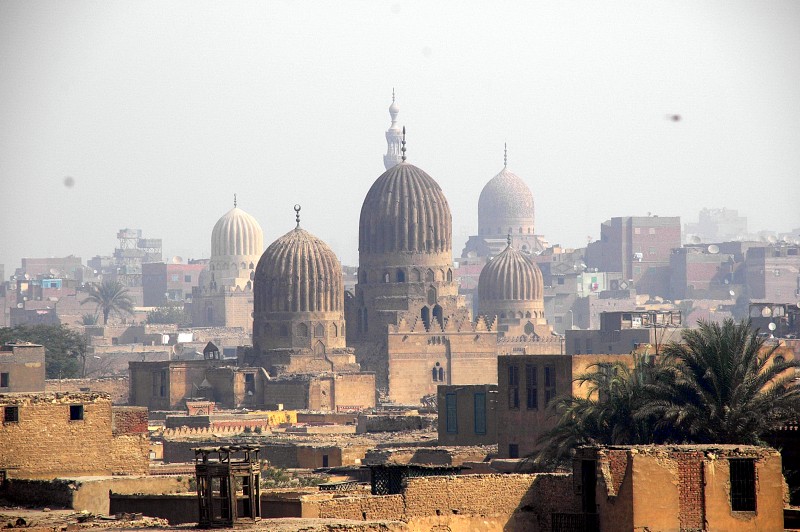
[1,1,799,272]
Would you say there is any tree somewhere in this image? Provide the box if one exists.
[146,304,190,326]
[81,280,135,325]
[647,318,800,444]
[81,313,99,325]
[537,319,800,463]
[0,324,87,378]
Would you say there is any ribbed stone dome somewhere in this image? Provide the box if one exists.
[478,243,544,302]
[254,227,343,313]
[478,167,535,236]
[211,207,264,258]
[359,162,452,254]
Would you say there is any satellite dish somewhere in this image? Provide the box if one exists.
[23,274,30,280]
[172,256,183,264]
[690,235,702,245]
[768,322,777,331]
[729,290,736,297]
[22,296,28,301]
[16,303,23,308]
[707,245,719,254]
[49,268,58,275]
[767,235,778,244]
[761,306,772,317]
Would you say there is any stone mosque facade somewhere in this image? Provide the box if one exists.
[191,202,263,330]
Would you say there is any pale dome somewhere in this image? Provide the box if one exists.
[359,162,452,255]
[211,207,264,258]
[254,227,343,314]
[478,243,544,303]
[478,167,535,236]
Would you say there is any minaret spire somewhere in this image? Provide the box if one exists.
[504,142,508,168]
[294,204,301,228]
[401,126,407,162]
[507,233,512,247]
[384,90,403,170]
[234,193,237,208]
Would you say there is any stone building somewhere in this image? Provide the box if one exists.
[0,392,149,479]
[0,342,45,393]
[347,151,503,404]
[437,383,498,446]
[574,445,783,532]
[191,200,264,330]
[497,352,635,458]
[458,150,548,311]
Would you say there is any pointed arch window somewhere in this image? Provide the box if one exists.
[314,323,325,337]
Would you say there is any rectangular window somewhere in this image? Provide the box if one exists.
[509,444,519,459]
[474,392,486,435]
[445,393,458,433]
[557,277,565,285]
[648,227,656,235]
[184,275,192,283]
[152,371,159,397]
[3,406,19,423]
[649,246,656,255]
[245,373,255,394]
[508,365,520,409]
[730,459,756,511]
[526,364,538,410]
[69,405,84,421]
[0,372,8,388]
[160,370,167,397]
[634,227,641,235]
[544,364,557,405]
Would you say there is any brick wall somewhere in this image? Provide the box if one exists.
[672,450,704,531]
[112,407,148,434]
[317,493,404,521]
[0,393,151,479]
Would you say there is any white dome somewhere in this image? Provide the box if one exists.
[211,207,264,258]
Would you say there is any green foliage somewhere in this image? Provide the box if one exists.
[81,313,99,325]
[537,318,800,463]
[260,467,329,488]
[81,280,135,325]
[0,324,87,378]
[146,305,190,326]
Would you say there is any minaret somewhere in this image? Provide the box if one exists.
[383,89,403,170]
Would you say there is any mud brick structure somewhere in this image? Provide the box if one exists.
[0,392,148,478]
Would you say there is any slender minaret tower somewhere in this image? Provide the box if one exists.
[383,89,403,170]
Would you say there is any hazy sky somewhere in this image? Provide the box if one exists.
[1,1,799,273]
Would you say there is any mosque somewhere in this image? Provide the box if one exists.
[176,93,558,409]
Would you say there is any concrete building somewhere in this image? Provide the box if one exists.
[684,207,748,243]
[437,384,498,446]
[575,445,783,532]
[745,244,800,303]
[565,310,683,356]
[142,261,206,306]
[586,215,681,298]
[669,245,737,300]
[497,353,635,459]
[191,201,264,330]
[0,392,149,479]
[0,343,45,393]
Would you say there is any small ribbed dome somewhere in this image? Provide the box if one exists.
[254,227,343,313]
[359,162,452,254]
[478,244,544,302]
[211,207,264,258]
[478,167,535,236]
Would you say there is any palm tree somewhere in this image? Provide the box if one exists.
[81,280,135,325]
[647,318,800,444]
[536,354,670,464]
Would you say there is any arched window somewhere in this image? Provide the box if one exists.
[298,323,309,337]
[421,306,431,330]
[519,227,523,234]
[412,269,421,282]
[446,269,453,282]
[397,269,405,283]
[500,312,507,319]
[525,311,532,318]
[528,228,532,234]
[425,269,435,282]
[314,341,325,357]
[249,262,254,269]
[241,262,247,269]
[427,287,437,306]
[314,323,325,337]
[438,367,445,382]
[433,305,443,327]
[432,362,441,382]
[524,322,535,335]
[245,280,252,290]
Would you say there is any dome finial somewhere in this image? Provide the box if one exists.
[234,193,237,208]
[294,204,301,228]
[507,233,512,247]
[401,126,407,162]
[392,87,395,103]
[504,142,508,168]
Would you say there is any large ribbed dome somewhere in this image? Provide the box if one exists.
[478,243,544,302]
[359,162,452,254]
[254,227,343,313]
[211,207,264,258]
[478,167,535,236]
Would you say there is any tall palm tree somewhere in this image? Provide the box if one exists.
[81,280,135,325]
[647,318,800,444]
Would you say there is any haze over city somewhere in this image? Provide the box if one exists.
[1,1,799,270]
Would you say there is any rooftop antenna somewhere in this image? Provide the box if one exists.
[401,126,407,161]
[504,142,508,167]
[294,204,301,228]
[234,193,237,208]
